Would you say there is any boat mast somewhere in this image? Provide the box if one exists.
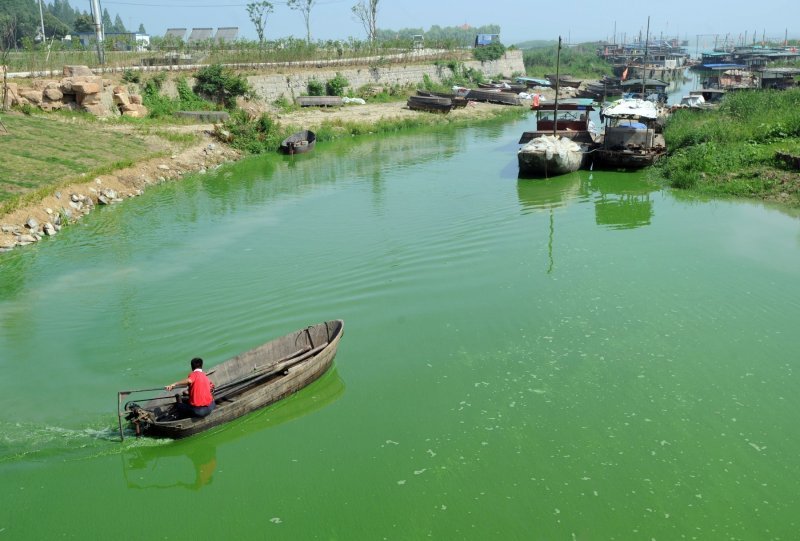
[553,36,561,136]
[641,16,650,97]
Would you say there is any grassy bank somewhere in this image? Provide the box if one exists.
[658,88,800,205]
[0,112,163,213]
[0,102,528,219]
[522,43,613,80]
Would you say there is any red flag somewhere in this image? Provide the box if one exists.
[621,67,629,81]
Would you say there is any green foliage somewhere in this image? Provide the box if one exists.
[419,63,484,93]
[219,110,283,154]
[307,79,325,96]
[121,69,141,84]
[473,42,506,62]
[376,23,501,49]
[522,43,613,79]
[273,95,296,112]
[193,64,250,109]
[142,74,215,118]
[659,88,800,201]
[325,73,349,96]
[354,83,406,102]
[246,1,274,44]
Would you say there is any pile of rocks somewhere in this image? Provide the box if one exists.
[0,185,125,252]
[2,65,147,118]
[112,85,148,118]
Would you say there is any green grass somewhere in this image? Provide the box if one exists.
[522,42,613,80]
[656,88,800,205]
[0,113,158,211]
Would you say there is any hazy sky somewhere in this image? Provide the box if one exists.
[102,0,800,46]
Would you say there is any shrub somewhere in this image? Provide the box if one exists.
[219,110,284,154]
[193,64,250,109]
[307,79,325,96]
[121,69,141,84]
[473,42,506,62]
[326,73,349,96]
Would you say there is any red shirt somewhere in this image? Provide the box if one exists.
[188,370,214,407]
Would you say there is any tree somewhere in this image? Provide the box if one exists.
[101,8,113,32]
[1,16,16,112]
[73,13,94,33]
[287,0,317,45]
[246,1,273,45]
[138,23,146,34]
[113,15,126,33]
[351,0,378,44]
[193,64,250,109]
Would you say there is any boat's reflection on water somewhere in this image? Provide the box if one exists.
[121,367,345,490]
[517,170,658,230]
[584,172,657,230]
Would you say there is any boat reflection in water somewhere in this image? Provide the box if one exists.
[584,173,657,230]
[516,172,584,274]
[122,367,345,491]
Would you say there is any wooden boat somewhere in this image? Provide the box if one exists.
[118,320,344,440]
[517,40,595,178]
[280,130,316,154]
[594,98,666,170]
[546,74,583,88]
[296,96,343,107]
[479,81,527,93]
[465,88,520,106]
[407,94,453,113]
[416,90,467,108]
[518,135,587,178]
[515,76,551,88]
[518,99,599,178]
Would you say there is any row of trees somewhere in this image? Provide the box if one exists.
[377,24,501,48]
[0,0,144,48]
[245,0,380,45]
[245,1,497,48]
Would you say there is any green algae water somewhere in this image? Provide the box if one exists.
[2,120,800,540]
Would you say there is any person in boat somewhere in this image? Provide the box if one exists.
[165,357,216,417]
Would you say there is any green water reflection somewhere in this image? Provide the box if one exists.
[1,120,800,539]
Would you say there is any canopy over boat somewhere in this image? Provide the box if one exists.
[620,78,668,88]
[601,99,660,121]
[516,76,551,87]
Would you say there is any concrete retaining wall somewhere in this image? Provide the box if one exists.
[159,50,525,103]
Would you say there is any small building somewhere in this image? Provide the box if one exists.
[73,32,150,51]
[474,34,499,47]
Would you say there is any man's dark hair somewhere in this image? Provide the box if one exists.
[190,357,203,370]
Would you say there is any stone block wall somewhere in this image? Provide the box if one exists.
[159,50,525,103]
[4,51,524,116]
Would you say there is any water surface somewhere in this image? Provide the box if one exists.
[1,118,799,540]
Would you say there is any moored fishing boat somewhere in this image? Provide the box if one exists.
[595,98,666,170]
[465,88,521,106]
[517,98,599,178]
[407,94,453,113]
[546,74,583,88]
[518,135,586,177]
[280,130,316,154]
[118,320,344,440]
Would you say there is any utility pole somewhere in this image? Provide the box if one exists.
[89,0,104,65]
[642,16,650,98]
[37,0,46,41]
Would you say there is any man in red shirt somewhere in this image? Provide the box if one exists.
[166,357,216,417]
